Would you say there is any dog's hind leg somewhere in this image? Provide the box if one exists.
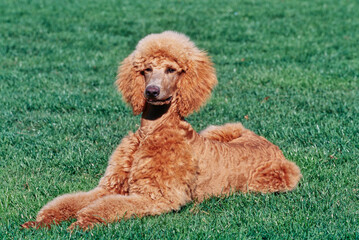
[200,122,247,142]
[247,159,302,193]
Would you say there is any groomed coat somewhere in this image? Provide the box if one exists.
[22,31,301,231]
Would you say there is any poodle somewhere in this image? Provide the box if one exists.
[22,31,301,231]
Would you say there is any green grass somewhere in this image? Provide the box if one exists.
[1,0,358,239]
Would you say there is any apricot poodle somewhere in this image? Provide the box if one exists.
[22,31,301,231]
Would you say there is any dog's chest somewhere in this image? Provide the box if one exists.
[127,131,197,196]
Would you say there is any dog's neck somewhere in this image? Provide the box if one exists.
[141,103,171,121]
[140,102,181,133]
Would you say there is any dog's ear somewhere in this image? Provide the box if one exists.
[116,54,145,115]
[176,51,217,117]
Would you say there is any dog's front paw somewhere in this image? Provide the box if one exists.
[68,214,104,232]
[21,209,63,230]
[21,220,51,229]
[68,219,96,232]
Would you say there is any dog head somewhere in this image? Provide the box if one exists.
[116,31,217,117]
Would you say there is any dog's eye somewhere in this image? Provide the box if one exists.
[166,68,176,74]
[141,68,152,75]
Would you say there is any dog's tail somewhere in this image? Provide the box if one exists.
[200,123,246,142]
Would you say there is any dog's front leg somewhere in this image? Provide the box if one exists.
[21,187,111,229]
[67,194,178,231]
[22,133,140,229]
[98,132,140,194]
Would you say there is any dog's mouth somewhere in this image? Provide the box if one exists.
[146,96,173,105]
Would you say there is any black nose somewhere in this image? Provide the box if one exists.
[145,85,160,98]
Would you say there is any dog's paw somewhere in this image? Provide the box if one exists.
[21,221,37,229]
[68,219,96,232]
[21,221,51,229]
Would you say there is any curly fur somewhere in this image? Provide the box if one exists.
[22,31,301,231]
[117,31,217,116]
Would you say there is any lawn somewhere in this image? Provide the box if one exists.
[0,0,358,239]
